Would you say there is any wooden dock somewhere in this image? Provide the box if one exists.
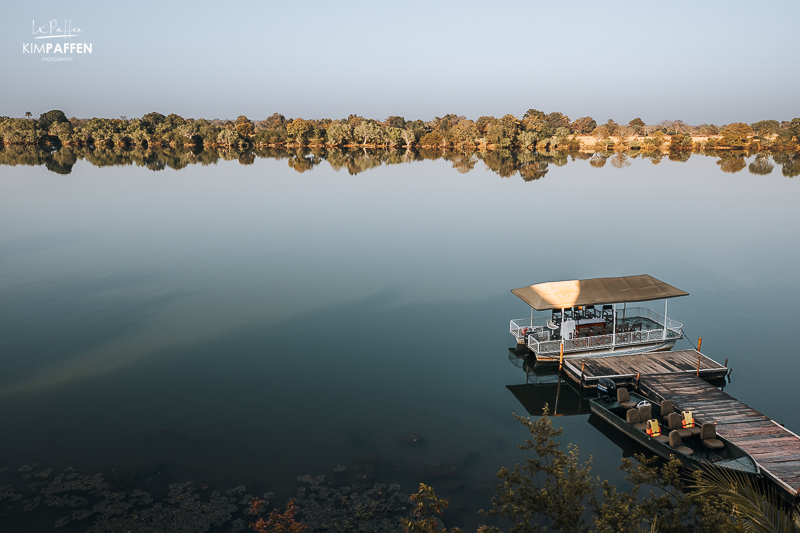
[562,349,728,388]
[638,374,800,502]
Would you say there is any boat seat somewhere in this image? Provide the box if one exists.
[668,430,694,455]
[627,409,646,430]
[617,387,637,410]
[681,411,702,437]
[646,420,670,443]
[667,413,692,439]
[546,319,558,331]
[661,401,675,422]
[637,402,652,425]
[700,423,724,450]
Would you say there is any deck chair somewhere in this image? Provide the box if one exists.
[646,419,670,443]
[551,309,562,326]
[637,402,652,425]
[681,411,702,437]
[602,304,613,323]
[573,306,584,320]
[584,305,597,319]
[667,412,692,439]
[661,400,675,422]
[627,409,646,430]
[668,430,694,455]
[617,387,637,410]
[563,308,574,320]
[700,423,724,450]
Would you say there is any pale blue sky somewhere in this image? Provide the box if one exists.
[1,0,797,124]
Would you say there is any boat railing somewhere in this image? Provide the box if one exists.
[616,307,683,336]
[510,317,550,341]
[513,306,683,354]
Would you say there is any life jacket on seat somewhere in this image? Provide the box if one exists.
[682,411,695,428]
[646,419,661,437]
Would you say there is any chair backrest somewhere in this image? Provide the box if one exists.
[661,400,674,417]
[617,387,630,403]
[626,409,640,424]
[668,430,682,448]
[700,422,717,440]
[638,402,652,422]
[667,412,682,430]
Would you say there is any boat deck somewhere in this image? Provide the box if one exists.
[563,349,728,388]
[638,374,800,502]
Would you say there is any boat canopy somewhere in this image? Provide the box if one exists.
[511,274,688,311]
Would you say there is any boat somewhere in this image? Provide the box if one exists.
[589,379,760,475]
[510,274,687,361]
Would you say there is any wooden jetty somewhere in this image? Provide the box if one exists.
[639,374,800,503]
[562,349,728,388]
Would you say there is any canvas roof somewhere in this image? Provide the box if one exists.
[511,274,688,311]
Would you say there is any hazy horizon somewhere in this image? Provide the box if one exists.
[1,0,798,125]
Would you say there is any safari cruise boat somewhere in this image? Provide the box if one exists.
[510,275,687,362]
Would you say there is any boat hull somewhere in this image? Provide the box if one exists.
[590,394,760,475]
[533,339,677,362]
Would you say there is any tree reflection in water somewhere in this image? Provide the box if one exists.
[0,144,796,179]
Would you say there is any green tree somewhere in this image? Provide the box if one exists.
[402,484,464,533]
[354,120,383,145]
[570,117,597,134]
[326,121,352,145]
[789,118,800,140]
[720,123,752,148]
[141,112,166,128]
[263,113,287,130]
[751,120,780,136]
[38,109,69,131]
[235,116,255,137]
[450,119,478,144]
[547,112,571,130]
[384,116,406,129]
[482,409,596,533]
[25,111,32,119]
[286,118,311,144]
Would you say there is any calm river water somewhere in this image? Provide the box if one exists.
[1,150,798,529]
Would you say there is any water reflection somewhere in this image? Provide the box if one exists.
[2,144,798,178]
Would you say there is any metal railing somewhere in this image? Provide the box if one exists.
[513,306,683,355]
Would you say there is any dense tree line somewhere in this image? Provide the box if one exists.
[2,110,799,153]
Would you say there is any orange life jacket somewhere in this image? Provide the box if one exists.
[646,419,661,437]
[682,412,695,428]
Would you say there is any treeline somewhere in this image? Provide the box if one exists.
[2,144,799,178]
[2,110,800,153]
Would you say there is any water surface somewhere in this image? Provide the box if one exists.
[1,151,798,528]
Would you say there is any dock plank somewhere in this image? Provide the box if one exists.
[637,373,800,501]
[565,349,727,387]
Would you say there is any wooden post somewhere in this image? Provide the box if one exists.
[696,353,701,376]
[697,337,702,351]
[581,361,585,387]
[724,358,728,368]
[636,372,640,390]
[559,343,564,372]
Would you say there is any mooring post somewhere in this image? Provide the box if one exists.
[581,361,585,387]
[559,343,564,372]
[698,337,703,351]
[636,372,640,390]
[724,358,728,368]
